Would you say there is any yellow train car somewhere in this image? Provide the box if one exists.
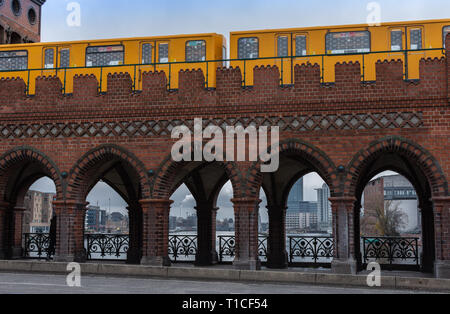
[230,19,450,85]
[0,33,226,94]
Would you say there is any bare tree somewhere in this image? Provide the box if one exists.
[374,200,407,236]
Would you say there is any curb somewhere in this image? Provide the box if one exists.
[0,260,449,292]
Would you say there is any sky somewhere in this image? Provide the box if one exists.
[42,0,450,46]
[30,0,441,220]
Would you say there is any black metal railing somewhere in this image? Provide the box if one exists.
[361,236,420,270]
[288,236,334,267]
[168,234,198,262]
[85,234,129,260]
[218,235,236,263]
[23,233,52,259]
[0,47,445,95]
[23,233,421,270]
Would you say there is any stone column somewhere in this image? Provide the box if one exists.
[195,201,219,266]
[10,206,26,259]
[330,197,357,274]
[0,201,9,259]
[53,201,87,263]
[126,202,142,264]
[432,197,450,278]
[266,204,288,269]
[232,198,261,270]
[140,199,172,266]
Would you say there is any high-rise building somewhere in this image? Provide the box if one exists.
[287,178,304,205]
[316,183,332,231]
[85,205,107,233]
[286,201,318,231]
[0,0,46,44]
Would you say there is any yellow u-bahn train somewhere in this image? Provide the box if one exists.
[230,19,450,84]
[0,33,226,94]
[0,19,449,94]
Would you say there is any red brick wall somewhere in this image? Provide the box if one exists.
[0,0,43,43]
[0,39,449,263]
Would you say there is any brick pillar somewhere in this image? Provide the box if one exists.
[266,204,288,269]
[195,201,218,266]
[432,197,450,278]
[140,199,172,266]
[0,201,8,259]
[232,198,261,270]
[53,201,87,263]
[330,197,357,274]
[10,206,26,259]
[126,202,142,264]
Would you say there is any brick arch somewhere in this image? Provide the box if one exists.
[245,138,338,199]
[67,144,150,203]
[347,136,448,198]
[151,153,243,200]
[0,146,63,201]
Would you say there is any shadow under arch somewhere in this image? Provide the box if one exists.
[347,136,449,273]
[67,144,150,263]
[0,147,62,259]
[247,138,337,269]
[151,150,243,200]
[154,150,244,266]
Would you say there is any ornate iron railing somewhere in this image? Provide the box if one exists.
[23,233,52,259]
[85,234,129,260]
[168,234,198,262]
[218,235,268,263]
[361,236,420,270]
[258,236,268,262]
[288,236,334,267]
[23,233,420,270]
[218,235,236,263]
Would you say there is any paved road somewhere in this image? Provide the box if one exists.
[0,272,438,294]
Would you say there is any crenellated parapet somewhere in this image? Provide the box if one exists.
[0,42,449,116]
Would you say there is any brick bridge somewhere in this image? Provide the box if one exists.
[0,38,449,278]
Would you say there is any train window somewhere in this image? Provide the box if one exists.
[0,50,27,71]
[410,29,422,50]
[295,35,307,56]
[443,26,450,47]
[186,40,206,62]
[86,45,124,67]
[277,36,288,57]
[390,30,403,51]
[326,31,370,54]
[142,43,152,64]
[238,37,259,59]
[60,48,70,68]
[159,43,169,63]
[44,48,54,69]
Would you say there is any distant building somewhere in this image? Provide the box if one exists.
[286,201,318,231]
[316,183,332,231]
[23,190,55,233]
[362,174,420,236]
[0,0,46,44]
[85,205,107,233]
[169,216,177,231]
[216,218,234,232]
[105,212,129,234]
[287,178,304,206]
